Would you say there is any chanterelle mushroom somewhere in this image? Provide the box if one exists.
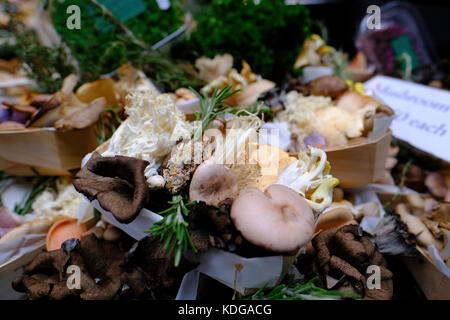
[230,184,314,253]
[189,160,238,207]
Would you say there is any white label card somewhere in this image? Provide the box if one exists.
[365,75,450,162]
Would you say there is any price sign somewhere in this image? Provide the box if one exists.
[365,75,450,162]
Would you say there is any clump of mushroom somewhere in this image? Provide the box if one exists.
[13,230,192,300]
[297,224,394,300]
[187,145,338,257]
[392,194,449,259]
[277,146,339,213]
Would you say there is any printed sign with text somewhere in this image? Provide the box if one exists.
[365,75,450,162]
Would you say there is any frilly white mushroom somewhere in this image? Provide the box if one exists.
[276,146,339,213]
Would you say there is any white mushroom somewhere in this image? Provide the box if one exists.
[230,184,314,253]
[189,160,238,207]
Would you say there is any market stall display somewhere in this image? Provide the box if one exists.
[0,0,449,304]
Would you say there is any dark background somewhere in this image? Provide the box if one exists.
[306,0,450,60]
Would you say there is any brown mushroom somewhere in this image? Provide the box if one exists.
[230,184,314,253]
[73,152,149,223]
[26,91,66,126]
[189,160,238,207]
[54,97,106,131]
[315,207,354,233]
[296,224,394,300]
[308,75,348,98]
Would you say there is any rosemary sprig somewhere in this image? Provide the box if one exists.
[190,85,239,137]
[145,195,197,267]
[95,107,123,145]
[14,169,57,215]
[244,275,361,300]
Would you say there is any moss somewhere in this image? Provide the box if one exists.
[173,0,311,83]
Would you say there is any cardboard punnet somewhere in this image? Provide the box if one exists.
[325,131,392,188]
[0,125,98,176]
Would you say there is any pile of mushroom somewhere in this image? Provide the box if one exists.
[0,74,109,131]
[187,146,338,256]
[392,194,450,266]
[13,231,192,300]
[296,224,394,300]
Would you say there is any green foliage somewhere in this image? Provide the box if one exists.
[191,85,238,136]
[14,169,57,215]
[174,0,311,82]
[7,26,76,93]
[244,275,361,300]
[95,106,122,145]
[50,0,201,91]
[93,208,102,223]
[133,53,205,92]
[146,195,197,267]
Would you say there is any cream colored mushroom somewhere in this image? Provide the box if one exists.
[189,160,238,207]
[230,184,314,253]
[315,206,354,233]
[425,172,448,198]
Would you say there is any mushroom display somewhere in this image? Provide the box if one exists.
[189,160,238,207]
[230,184,314,253]
[73,152,149,223]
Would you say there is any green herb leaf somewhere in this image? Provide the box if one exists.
[191,85,239,136]
[13,169,57,216]
[243,275,361,300]
[145,195,196,267]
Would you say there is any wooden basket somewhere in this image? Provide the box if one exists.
[0,126,98,176]
[325,131,392,188]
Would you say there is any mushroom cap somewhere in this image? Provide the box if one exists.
[189,160,238,207]
[230,184,314,253]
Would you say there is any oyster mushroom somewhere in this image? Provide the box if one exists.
[425,172,448,198]
[230,184,314,253]
[73,152,149,223]
[189,160,238,207]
